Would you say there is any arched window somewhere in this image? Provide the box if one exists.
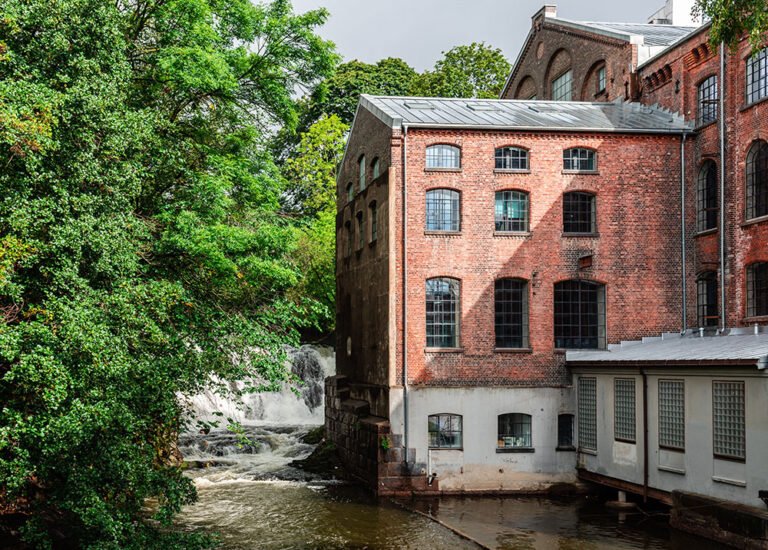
[428,414,462,448]
[697,271,719,327]
[747,262,768,317]
[697,161,718,231]
[498,413,532,449]
[563,148,596,172]
[369,201,377,243]
[495,279,529,349]
[358,155,366,191]
[426,277,460,348]
[495,190,529,232]
[426,189,460,232]
[554,280,606,349]
[697,75,718,125]
[746,140,768,219]
[563,191,596,233]
[346,183,354,202]
[746,48,768,104]
[372,157,380,180]
[495,146,529,171]
[355,211,364,250]
[426,144,460,169]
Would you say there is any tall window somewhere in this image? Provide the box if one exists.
[497,413,532,449]
[369,202,377,243]
[597,66,606,93]
[346,183,354,202]
[697,271,719,327]
[697,161,718,231]
[359,155,366,191]
[563,192,596,233]
[345,221,352,257]
[554,280,605,349]
[494,279,529,348]
[495,191,529,232]
[614,379,636,443]
[578,377,597,451]
[746,140,768,220]
[426,278,460,348]
[426,144,460,169]
[658,380,685,450]
[746,48,768,105]
[356,212,364,250]
[558,414,574,448]
[426,189,460,232]
[428,414,462,448]
[372,157,380,180]
[563,148,596,171]
[712,381,745,461]
[747,262,768,317]
[495,146,529,171]
[552,70,573,101]
[697,75,718,125]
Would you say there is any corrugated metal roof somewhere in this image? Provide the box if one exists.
[360,95,692,134]
[574,21,697,46]
[567,331,768,368]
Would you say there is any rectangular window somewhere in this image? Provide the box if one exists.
[426,144,460,169]
[369,202,377,243]
[494,190,529,232]
[578,377,597,451]
[563,192,596,233]
[428,414,462,448]
[426,278,459,348]
[497,413,532,449]
[747,262,768,317]
[494,279,529,348]
[712,381,745,460]
[554,280,605,349]
[697,75,718,125]
[558,414,574,448]
[495,147,529,171]
[614,378,636,443]
[597,66,606,93]
[552,70,573,101]
[345,221,352,257]
[658,380,685,450]
[426,189,460,232]
[746,48,768,105]
[697,272,719,327]
[356,212,364,250]
[563,148,596,172]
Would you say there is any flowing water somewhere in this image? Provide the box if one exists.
[177,345,716,550]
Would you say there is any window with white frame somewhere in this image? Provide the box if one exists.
[746,48,768,105]
[614,378,636,443]
[426,144,460,169]
[712,381,745,460]
[426,189,460,232]
[552,70,573,101]
[658,380,685,450]
[697,75,718,125]
[495,146,529,171]
[563,148,596,172]
[497,413,532,449]
[426,277,460,348]
[578,377,597,451]
[428,413,462,448]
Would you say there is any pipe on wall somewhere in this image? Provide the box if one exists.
[401,124,409,457]
[719,42,727,332]
[681,133,687,333]
[641,368,649,503]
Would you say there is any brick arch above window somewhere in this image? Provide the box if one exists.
[581,60,607,100]
[563,147,597,172]
[515,75,537,100]
[494,146,529,171]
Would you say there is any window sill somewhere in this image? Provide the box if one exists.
[713,454,746,464]
[496,447,535,453]
[562,170,599,175]
[425,168,462,173]
[494,169,531,174]
[494,347,533,354]
[562,232,599,238]
[556,445,576,452]
[695,119,717,131]
[741,214,768,228]
[743,315,768,323]
[615,438,636,445]
[713,476,747,487]
[425,230,461,237]
[429,447,463,451]
[494,231,531,237]
[694,227,718,237]
[578,448,597,456]
[554,348,605,353]
[425,347,464,354]
[658,465,686,475]
[740,94,768,112]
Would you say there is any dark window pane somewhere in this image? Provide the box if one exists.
[563,192,596,233]
[697,161,718,231]
[748,262,768,317]
[697,271,719,326]
[498,413,532,448]
[495,191,529,232]
[429,414,462,448]
[558,414,574,447]
[746,140,768,219]
[494,279,528,348]
[426,278,459,347]
[495,147,529,170]
[554,280,604,349]
[563,148,596,171]
[746,48,768,105]
[697,75,718,125]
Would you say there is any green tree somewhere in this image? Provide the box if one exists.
[0,0,335,547]
[412,42,511,99]
[693,0,768,49]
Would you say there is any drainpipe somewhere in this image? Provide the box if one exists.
[641,368,649,503]
[680,134,687,333]
[719,42,727,332]
[402,124,409,457]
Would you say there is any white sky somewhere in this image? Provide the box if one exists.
[290,1,662,71]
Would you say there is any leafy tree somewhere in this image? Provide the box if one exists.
[0,0,335,547]
[693,0,768,49]
[412,42,511,99]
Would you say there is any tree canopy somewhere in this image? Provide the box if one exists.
[694,0,768,49]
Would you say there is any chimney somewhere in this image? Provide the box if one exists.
[532,4,557,26]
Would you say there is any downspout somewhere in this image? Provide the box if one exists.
[719,42,727,333]
[641,368,649,503]
[681,134,687,333]
[401,124,409,457]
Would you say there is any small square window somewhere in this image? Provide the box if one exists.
[498,413,532,448]
[429,414,462,448]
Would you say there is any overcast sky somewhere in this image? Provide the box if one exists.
[290,1,660,71]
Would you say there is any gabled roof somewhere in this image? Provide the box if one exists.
[360,94,692,134]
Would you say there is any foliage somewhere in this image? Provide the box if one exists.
[693,0,768,50]
[411,42,512,99]
[0,0,335,547]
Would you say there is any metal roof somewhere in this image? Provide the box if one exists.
[360,95,692,134]
[567,330,768,369]
[569,21,697,47]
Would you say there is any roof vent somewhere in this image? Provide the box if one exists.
[405,100,434,110]
[466,103,499,112]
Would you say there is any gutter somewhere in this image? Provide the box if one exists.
[394,123,691,135]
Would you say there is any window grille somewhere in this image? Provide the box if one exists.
[497,413,532,448]
[495,191,529,232]
[426,144,460,169]
[658,380,685,450]
[359,155,366,191]
[697,161,718,231]
[614,378,636,443]
[369,202,377,243]
[712,381,745,460]
[554,280,605,349]
[597,66,606,92]
[747,262,768,317]
[552,70,573,101]
[426,278,459,348]
[697,272,719,327]
[428,414,462,448]
[495,147,529,170]
[746,48,768,105]
[494,279,528,348]
[697,75,718,125]
[558,414,574,448]
[746,140,768,220]
[578,377,597,451]
[563,192,596,233]
[426,189,460,232]
[563,148,596,171]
